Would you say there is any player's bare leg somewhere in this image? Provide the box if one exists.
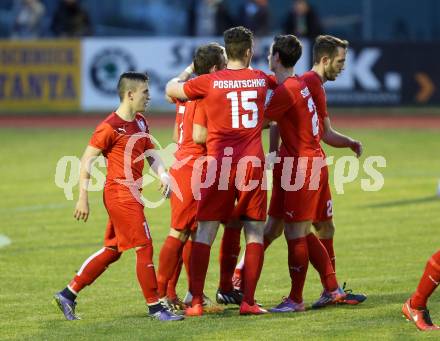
[264,216,284,243]
[238,220,267,315]
[195,221,220,244]
[185,221,220,316]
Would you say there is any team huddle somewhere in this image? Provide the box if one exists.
[53,26,439,330]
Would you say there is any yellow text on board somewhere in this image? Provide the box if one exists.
[0,40,80,112]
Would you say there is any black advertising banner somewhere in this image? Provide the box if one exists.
[325,42,438,106]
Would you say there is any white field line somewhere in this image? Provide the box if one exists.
[0,235,11,248]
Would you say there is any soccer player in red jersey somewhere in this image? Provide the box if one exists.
[262,34,348,313]
[166,26,276,316]
[233,35,366,308]
[299,35,366,307]
[156,43,226,312]
[53,72,182,321]
[402,250,440,331]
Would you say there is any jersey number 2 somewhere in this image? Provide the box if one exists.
[308,97,319,136]
[226,91,258,129]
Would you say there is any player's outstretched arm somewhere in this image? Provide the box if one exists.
[165,64,194,100]
[146,149,172,198]
[74,145,102,222]
[322,117,363,157]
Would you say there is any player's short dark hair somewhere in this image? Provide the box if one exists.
[193,43,225,75]
[117,72,149,101]
[313,35,349,64]
[223,26,253,60]
[272,35,302,68]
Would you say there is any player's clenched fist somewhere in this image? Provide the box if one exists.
[350,140,363,158]
[74,198,89,222]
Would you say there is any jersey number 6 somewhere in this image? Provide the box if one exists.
[226,90,258,129]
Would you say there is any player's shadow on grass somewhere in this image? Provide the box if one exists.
[362,195,438,209]
[116,307,239,320]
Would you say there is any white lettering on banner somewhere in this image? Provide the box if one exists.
[326,48,382,90]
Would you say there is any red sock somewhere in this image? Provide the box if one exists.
[306,233,338,292]
[182,240,192,288]
[242,242,264,305]
[287,237,309,303]
[320,238,336,271]
[219,227,242,292]
[69,247,121,293]
[157,236,184,298]
[167,256,183,300]
[411,250,440,309]
[240,236,272,292]
[136,245,159,304]
[189,242,211,306]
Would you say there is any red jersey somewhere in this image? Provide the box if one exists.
[300,71,328,142]
[174,99,206,165]
[183,68,276,163]
[265,76,322,157]
[89,112,155,188]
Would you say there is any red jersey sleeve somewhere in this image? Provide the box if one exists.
[256,70,277,90]
[136,113,155,151]
[193,101,207,127]
[308,76,328,119]
[266,74,278,90]
[264,84,295,122]
[89,122,115,152]
[143,121,155,151]
[183,74,211,99]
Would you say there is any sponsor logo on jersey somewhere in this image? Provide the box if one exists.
[136,118,147,132]
[300,86,310,98]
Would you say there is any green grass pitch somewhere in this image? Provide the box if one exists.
[0,124,439,340]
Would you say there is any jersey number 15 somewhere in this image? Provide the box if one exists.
[226,90,258,129]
